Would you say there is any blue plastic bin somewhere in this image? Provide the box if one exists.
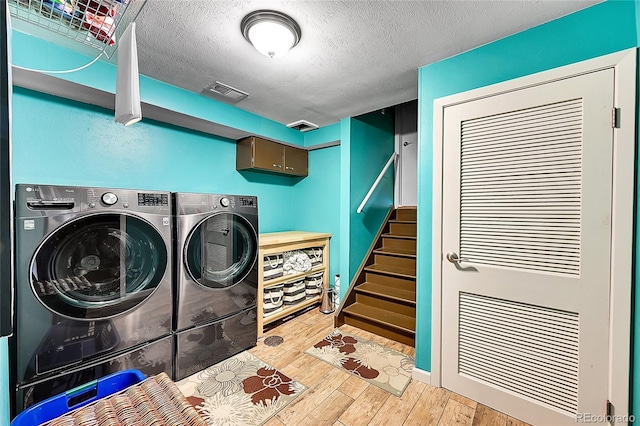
[12,369,146,426]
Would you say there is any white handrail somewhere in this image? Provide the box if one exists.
[357,152,397,214]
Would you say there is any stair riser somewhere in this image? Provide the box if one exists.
[344,316,415,346]
[336,207,417,348]
[395,209,417,221]
[382,237,416,253]
[355,293,416,317]
[389,222,416,236]
[374,254,416,272]
[365,272,415,291]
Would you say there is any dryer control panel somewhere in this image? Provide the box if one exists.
[238,197,256,208]
[138,193,169,207]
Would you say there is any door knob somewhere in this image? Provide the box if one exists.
[446,252,468,263]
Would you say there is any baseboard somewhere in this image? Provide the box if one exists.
[412,367,431,385]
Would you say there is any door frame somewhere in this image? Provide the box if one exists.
[431,48,636,418]
[394,100,418,207]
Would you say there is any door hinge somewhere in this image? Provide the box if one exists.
[606,399,613,418]
[612,107,620,129]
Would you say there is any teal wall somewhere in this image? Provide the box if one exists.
[0,340,8,424]
[339,118,352,301]
[304,123,340,148]
[416,0,638,414]
[292,146,341,280]
[341,110,395,287]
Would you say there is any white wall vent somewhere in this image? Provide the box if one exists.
[287,120,319,132]
[203,81,248,103]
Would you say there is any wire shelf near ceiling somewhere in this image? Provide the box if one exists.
[8,0,146,58]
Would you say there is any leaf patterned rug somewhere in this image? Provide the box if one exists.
[176,351,306,426]
[305,328,414,396]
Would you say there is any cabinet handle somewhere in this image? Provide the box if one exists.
[286,166,294,171]
[272,164,282,168]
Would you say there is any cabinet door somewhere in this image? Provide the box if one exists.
[253,137,284,172]
[283,146,308,176]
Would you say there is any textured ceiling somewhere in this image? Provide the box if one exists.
[134,0,601,128]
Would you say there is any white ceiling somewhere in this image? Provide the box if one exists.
[133,0,601,128]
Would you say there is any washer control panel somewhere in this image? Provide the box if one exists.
[138,193,169,206]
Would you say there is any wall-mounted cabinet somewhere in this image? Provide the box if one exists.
[236,136,308,177]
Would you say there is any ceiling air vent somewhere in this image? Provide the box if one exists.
[203,81,248,103]
[287,120,319,132]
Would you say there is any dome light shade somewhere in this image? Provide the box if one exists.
[241,10,301,58]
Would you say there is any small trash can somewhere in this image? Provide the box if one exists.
[320,287,335,314]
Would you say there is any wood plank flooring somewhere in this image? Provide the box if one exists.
[248,307,530,426]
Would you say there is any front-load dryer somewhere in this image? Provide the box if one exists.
[12,184,173,413]
[173,192,258,380]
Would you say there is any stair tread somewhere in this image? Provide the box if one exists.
[365,264,416,279]
[343,303,415,334]
[373,248,416,257]
[381,233,416,240]
[356,282,416,304]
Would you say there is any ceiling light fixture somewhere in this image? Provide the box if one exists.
[241,10,301,59]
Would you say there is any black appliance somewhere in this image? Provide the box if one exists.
[173,192,258,380]
[12,184,173,414]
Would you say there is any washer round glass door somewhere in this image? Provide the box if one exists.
[30,213,168,319]
[185,213,257,288]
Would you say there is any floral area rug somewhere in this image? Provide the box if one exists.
[176,351,306,425]
[304,328,414,397]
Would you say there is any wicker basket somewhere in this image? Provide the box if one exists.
[44,372,206,426]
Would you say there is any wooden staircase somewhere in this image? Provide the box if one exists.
[335,206,416,346]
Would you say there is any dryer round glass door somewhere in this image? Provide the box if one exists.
[185,213,257,288]
[30,213,168,319]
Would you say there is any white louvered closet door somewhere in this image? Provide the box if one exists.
[441,69,614,426]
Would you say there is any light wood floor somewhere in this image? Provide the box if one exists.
[249,307,531,426]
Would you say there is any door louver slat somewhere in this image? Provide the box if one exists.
[462,139,582,156]
[461,235,579,248]
[461,134,582,152]
[459,98,583,276]
[461,172,581,185]
[459,293,579,415]
[461,100,582,128]
[462,148,582,165]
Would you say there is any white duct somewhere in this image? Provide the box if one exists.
[114,22,141,126]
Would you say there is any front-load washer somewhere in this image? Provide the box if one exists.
[12,184,173,413]
[173,192,258,380]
